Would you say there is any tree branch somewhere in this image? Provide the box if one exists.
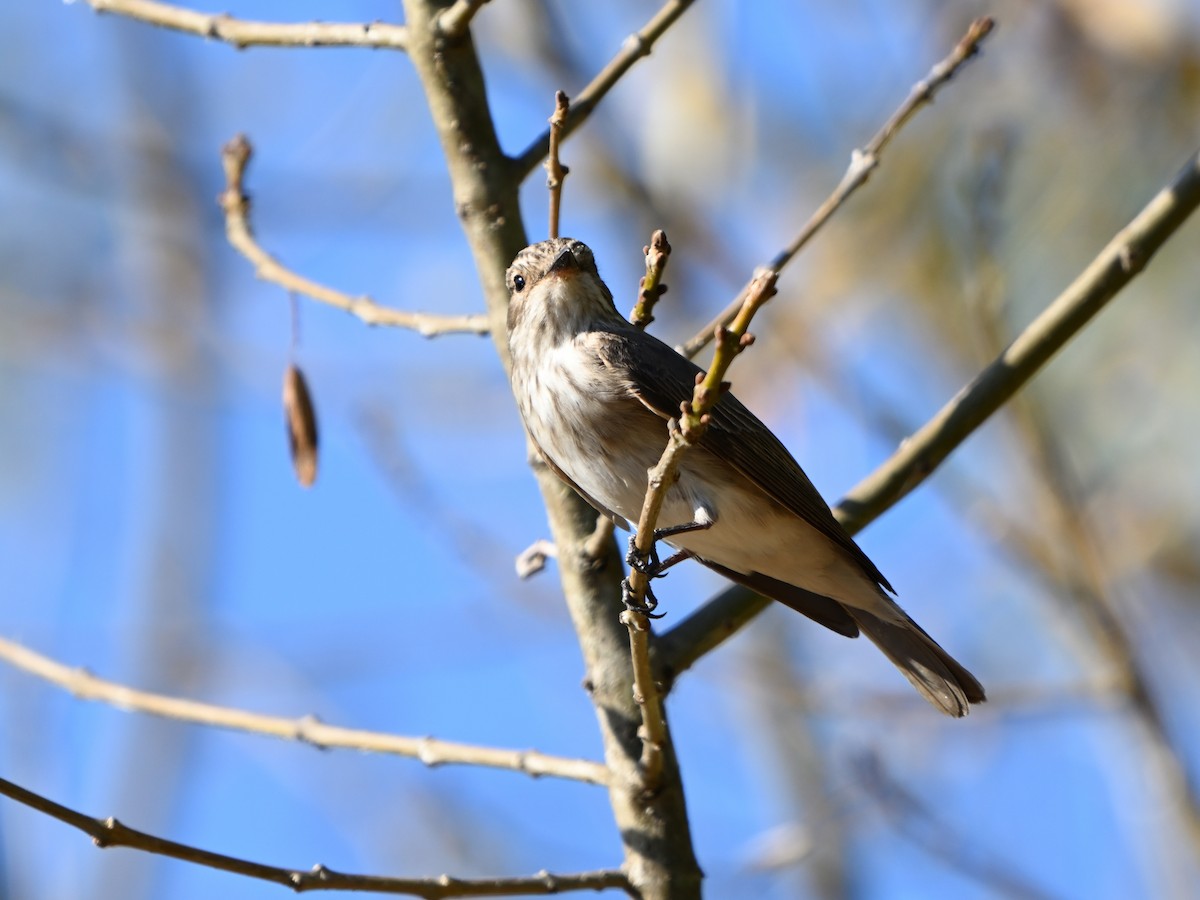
[660,144,1200,680]
[0,776,631,898]
[513,0,697,180]
[218,135,490,336]
[545,91,571,240]
[599,17,982,679]
[629,230,672,328]
[85,0,409,50]
[613,14,974,803]
[621,271,777,787]
[0,636,608,786]
[625,269,777,610]
[577,232,677,574]
[400,2,702,895]
[677,16,995,359]
[435,0,492,41]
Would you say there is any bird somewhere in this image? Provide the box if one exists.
[505,237,985,716]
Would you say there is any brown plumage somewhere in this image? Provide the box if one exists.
[506,238,985,716]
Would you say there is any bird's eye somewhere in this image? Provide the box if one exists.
[513,274,526,292]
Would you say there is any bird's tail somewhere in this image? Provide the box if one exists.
[848,607,986,717]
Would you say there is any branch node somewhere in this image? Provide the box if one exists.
[630,229,672,327]
[620,609,650,633]
[622,32,648,58]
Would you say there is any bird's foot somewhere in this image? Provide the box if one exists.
[625,535,665,578]
[622,576,666,619]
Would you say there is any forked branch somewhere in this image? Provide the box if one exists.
[436,0,492,40]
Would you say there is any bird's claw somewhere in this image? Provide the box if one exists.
[625,535,665,578]
[622,576,666,619]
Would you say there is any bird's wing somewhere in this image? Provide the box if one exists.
[593,328,894,594]
[702,562,860,636]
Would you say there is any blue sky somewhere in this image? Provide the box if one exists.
[3,2,1200,898]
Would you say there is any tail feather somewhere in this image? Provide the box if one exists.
[699,558,985,716]
[849,608,986,717]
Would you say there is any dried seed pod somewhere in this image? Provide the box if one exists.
[283,363,318,488]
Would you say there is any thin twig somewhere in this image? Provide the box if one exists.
[401,0,702,889]
[618,609,666,785]
[515,538,557,578]
[0,776,631,898]
[677,16,995,359]
[583,231,677,566]
[660,145,1200,679]
[85,0,409,50]
[625,269,778,609]
[0,636,609,786]
[435,0,491,40]
[622,270,777,787]
[513,0,697,180]
[629,230,672,328]
[218,135,490,337]
[546,92,571,240]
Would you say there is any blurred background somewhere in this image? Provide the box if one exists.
[2,1,1200,897]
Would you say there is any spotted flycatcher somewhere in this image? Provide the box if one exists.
[506,237,985,716]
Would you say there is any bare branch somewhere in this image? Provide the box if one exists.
[837,146,1200,530]
[0,636,609,786]
[678,16,995,359]
[625,269,778,610]
[0,776,631,898]
[84,0,409,50]
[546,91,571,240]
[435,0,492,40]
[515,538,557,578]
[581,231,678,576]
[629,230,672,328]
[513,0,697,180]
[618,609,667,786]
[621,271,777,785]
[660,144,1200,678]
[218,135,490,337]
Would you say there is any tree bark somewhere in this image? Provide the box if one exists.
[401,3,702,895]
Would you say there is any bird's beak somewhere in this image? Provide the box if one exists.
[548,246,579,276]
